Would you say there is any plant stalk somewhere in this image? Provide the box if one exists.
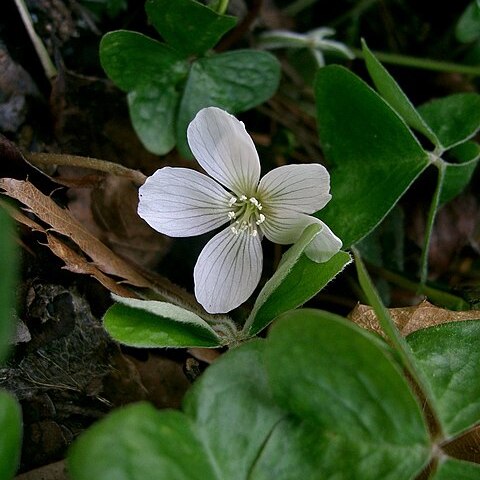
[351,48,480,76]
[419,161,446,287]
[13,0,57,79]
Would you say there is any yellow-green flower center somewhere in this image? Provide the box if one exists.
[228,195,265,236]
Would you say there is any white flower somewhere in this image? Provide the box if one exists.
[259,27,354,67]
[138,107,342,314]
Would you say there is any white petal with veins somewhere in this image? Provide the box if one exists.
[194,226,263,313]
[262,211,341,262]
[258,164,331,214]
[187,107,261,196]
[138,167,231,237]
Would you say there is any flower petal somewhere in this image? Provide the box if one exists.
[187,107,261,196]
[194,227,263,313]
[258,164,332,214]
[305,219,343,263]
[261,209,307,245]
[138,167,231,237]
[262,211,341,262]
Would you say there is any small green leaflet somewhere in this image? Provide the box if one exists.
[245,224,351,337]
[103,296,222,348]
[315,65,430,248]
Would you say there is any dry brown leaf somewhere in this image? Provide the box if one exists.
[68,174,170,269]
[0,178,150,288]
[1,180,200,310]
[46,234,136,298]
[2,199,137,298]
[349,300,480,337]
[14,460,67,480]
[0,198,45,232]
[127,352,191,409]
[442,424,480,464]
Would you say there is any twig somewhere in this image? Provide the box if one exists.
[26,152,147,185]
[13,0,57,79]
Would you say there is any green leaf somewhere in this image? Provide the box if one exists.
[100,31,188,91]
[440,141,480,204]
[68,342,285,480]
[252,310,431,479]
[362,40,439,146]
[418,93,480,149]
[245,225,351,336]
[0,207,17,363]
[100,31,190,154]
[183,341,285,480]
[176,50,281,156]
[456,1,480,43]
[103,297,221,348]
[407,320,480,438]
[70,313,435,480]
[431,458,480,479]
[0,391,22,480]
[315,66,430,248]
[145,0,237,56]
[127,83,180,155]
[68,404,218,480]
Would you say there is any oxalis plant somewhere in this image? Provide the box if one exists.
[99,0,280,157]
[64,37,480,478]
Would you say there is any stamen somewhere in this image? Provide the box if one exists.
[256,213,265,225]
[229,193,267,237]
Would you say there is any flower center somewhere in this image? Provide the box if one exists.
[227,194,265,236]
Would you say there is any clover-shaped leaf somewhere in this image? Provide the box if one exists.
[362,40,440,147]
[68,341,285,480]
[407,320,480,438]
[100,31,189,154]
[99,0,280,156]
[68,312,433,480]
[315,65,430,248]
[362,44,480,205]
[176,51,281,155]
[440,140,480,204]
[145,0,237,56]
[418,93,480,150]
[432,458,480,479]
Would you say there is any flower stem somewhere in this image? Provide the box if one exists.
[367,263,470,311]
[353,248,443,438]
[209,0,229,15]
[283,0,318,16]
[419,161,446,287]
[14,0,57,80]
[351,47,480,76]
